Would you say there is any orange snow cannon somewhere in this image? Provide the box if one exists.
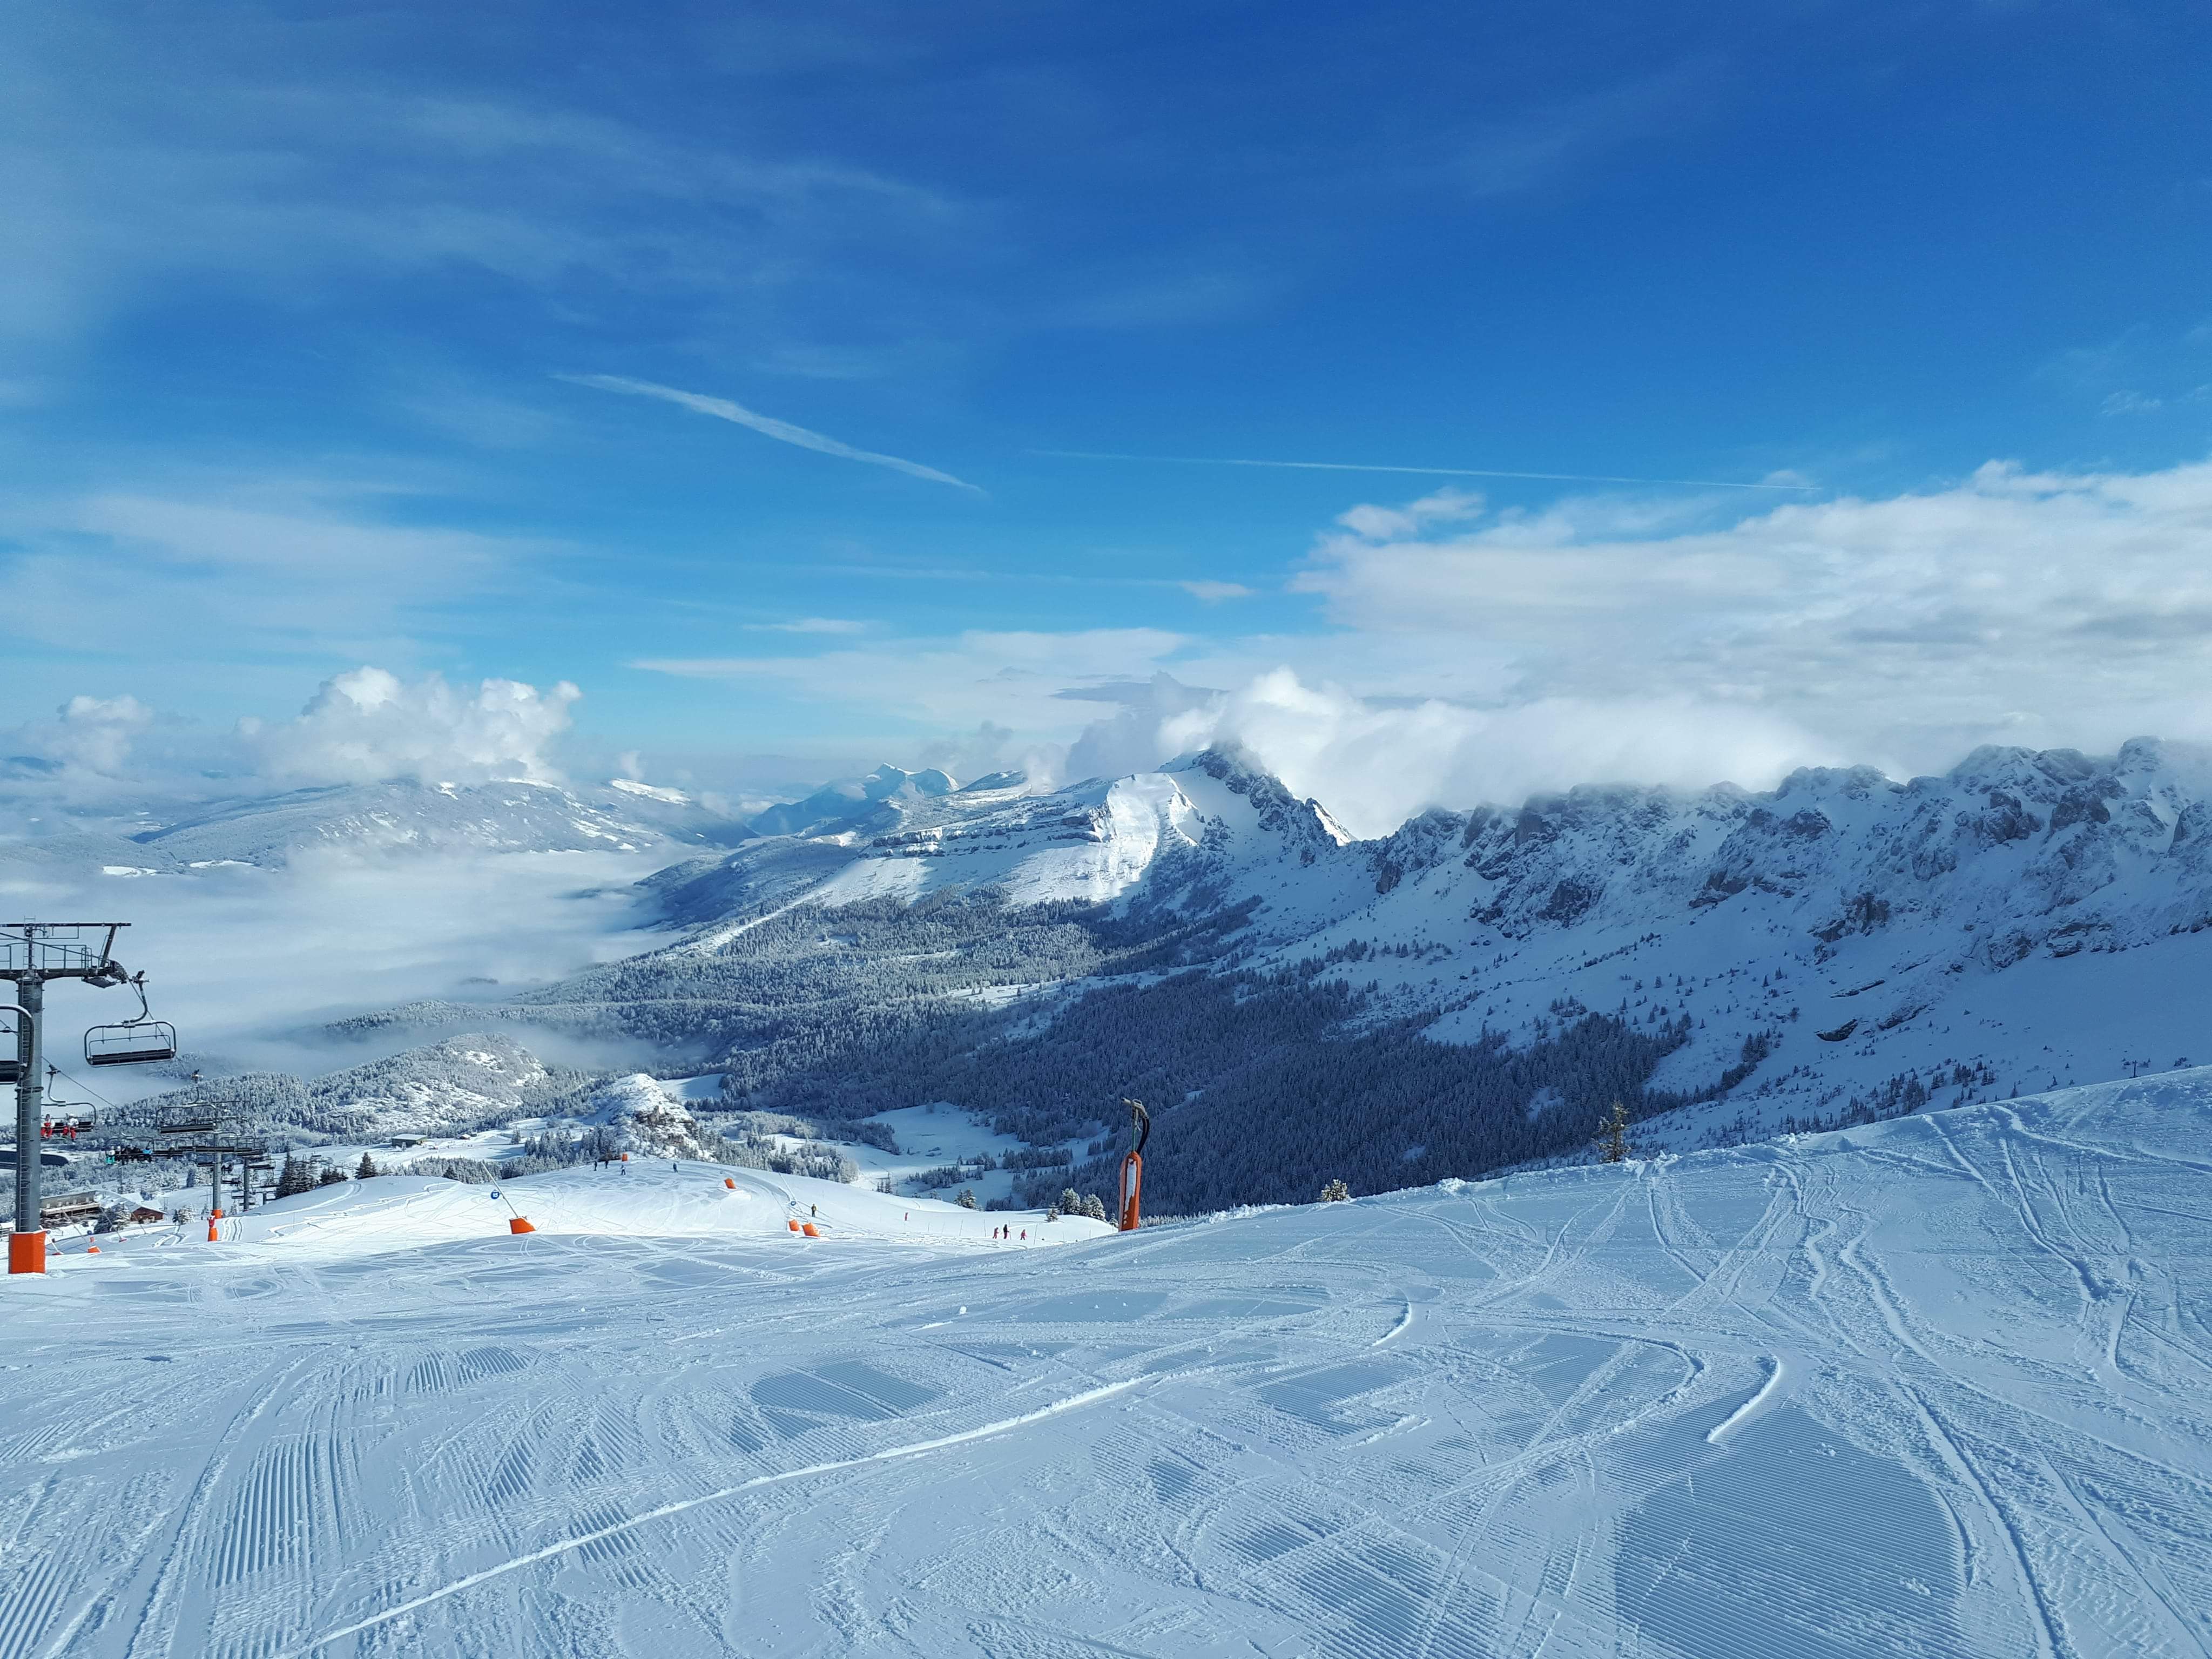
[788,1217,801,1232]
[724,1177,736,1190]
[489,1188,532,1236]
[801,1222,821,1237]
[1118,1097,1150,1232]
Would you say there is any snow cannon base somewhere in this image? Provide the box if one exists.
[7,1230,45,1274]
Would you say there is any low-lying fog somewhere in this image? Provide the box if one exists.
[0,847,682,1094]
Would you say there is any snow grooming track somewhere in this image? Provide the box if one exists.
[6,1071,2212,1657]
[269,1378,1146,1659]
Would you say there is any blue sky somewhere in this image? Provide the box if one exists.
[4,1,2210,821]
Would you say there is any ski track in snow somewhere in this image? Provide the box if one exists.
[5,1073,2212,1657]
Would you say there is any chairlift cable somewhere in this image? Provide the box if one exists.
[44,1060,125,1112]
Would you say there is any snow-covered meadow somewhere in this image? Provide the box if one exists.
[6,1070,2210,1657]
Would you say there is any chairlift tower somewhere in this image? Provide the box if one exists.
[3,923,147,1274]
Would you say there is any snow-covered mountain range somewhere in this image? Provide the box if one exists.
[0,775,753,872]
[15,736,2212,1210]
[613,736,2212,1186]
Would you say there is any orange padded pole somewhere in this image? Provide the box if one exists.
[1118,1151,1143,1232]
[7,1231,45,1274]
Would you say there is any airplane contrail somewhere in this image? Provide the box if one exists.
[1031,449,1816,491]
[568,374,982,493]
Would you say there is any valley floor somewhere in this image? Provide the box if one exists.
[5,1073,2212,1657]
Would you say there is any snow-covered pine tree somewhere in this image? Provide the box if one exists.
[1082,1193,1108,1222]
[356,1152,379,1179]
[1594,1102,1631,1164]
[1319,1178,1351,1202]
[955,1188,978,1209]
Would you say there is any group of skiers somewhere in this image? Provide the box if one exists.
[991,1224,1027,1242]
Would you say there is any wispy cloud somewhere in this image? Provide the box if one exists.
[0,482,545,667]
[566,374,982,492]
[1033,450,1814,492]
[745,617,869,633]
[1180,580,1255,602]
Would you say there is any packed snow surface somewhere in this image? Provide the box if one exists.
[7,1074,2212,1657]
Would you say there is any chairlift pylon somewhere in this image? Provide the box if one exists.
[82,972,177,1068]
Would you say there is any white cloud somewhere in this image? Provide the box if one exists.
[1062,674,1224,784]
[745,617,871,634]
[1178,580,1256,603]
[6,693,156,778]
[1333,487,1484,542]
[244,667,582,785]
[564,374,980,492]
[1291,456,2212,779]
[1163,670,1829,838]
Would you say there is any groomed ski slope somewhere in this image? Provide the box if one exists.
[6,1075,2212,1658]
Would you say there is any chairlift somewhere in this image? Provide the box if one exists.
[0,1003,26,1085]
[42,1067,95,1135]
[82,973,178,1068]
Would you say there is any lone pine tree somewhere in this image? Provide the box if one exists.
[1594,1102,1632,1164]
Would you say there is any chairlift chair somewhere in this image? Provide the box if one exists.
[82,973,178,1068]
[41,1069,94,1135]
[0,1003,26,1085]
